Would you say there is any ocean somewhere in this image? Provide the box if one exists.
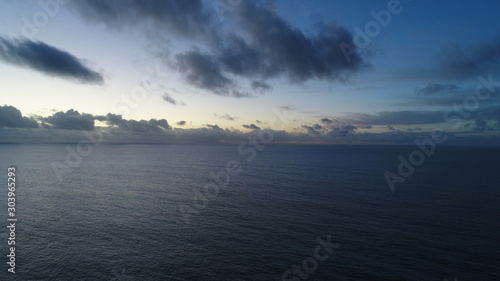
[0,144,499,280]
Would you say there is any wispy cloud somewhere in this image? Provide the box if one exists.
[345,111,445,125]
[162,92,186,106]
[416,83,459,96]
[214,113,237,121]
[278,105,295,111]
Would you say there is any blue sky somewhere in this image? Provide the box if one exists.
[0,0,499,145]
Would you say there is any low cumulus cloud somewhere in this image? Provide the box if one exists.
[301,125,321,135]
[3,105,499,145]
[313,124,322,131]
[68,0,367,96]
[301,121,356,137]
[475,119,487,131]
[321,118,333,124]
[205,124,223,131]
[44,109,95,130]
[0,36,104,84]
[242,124,261,130]
[387,125,398,131]
[329,124,357,136]
[105,113,172,133]
[0,105,39,128]
[42,108,173,133]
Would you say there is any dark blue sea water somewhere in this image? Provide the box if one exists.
[0,144,499,280]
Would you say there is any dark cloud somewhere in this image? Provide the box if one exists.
[251,80,272,92]
[68,0,211,39]
[302,122,356,137]
[242,124,261,130]
[105,113,172,133]
[230,4,366,81]
[417,83,459,96]
[44,109,95,130]
[176,121,186,126]
[148,119,172,130]
[0,37,103,84]
[69,0,367,96]
[321,118,333,124]
[475,119,487,131]
[1,104,499,146]
[0,105,39,128]
[175,51,238,96]
[302,124,321,135]
[162,92,186,106]
[438,36,500,80]
[439,43,478,80]
[387,125,398,131]
[214,113,236,121]
[318,118,350,132]
[255,120,265,124]
[205,124,223,131]
[328,124,357,136]
[473,35,500,65]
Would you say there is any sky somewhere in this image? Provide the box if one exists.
[0,0,499,145]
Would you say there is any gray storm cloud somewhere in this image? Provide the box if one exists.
[0,36,104,84]
[68,0,368,97]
